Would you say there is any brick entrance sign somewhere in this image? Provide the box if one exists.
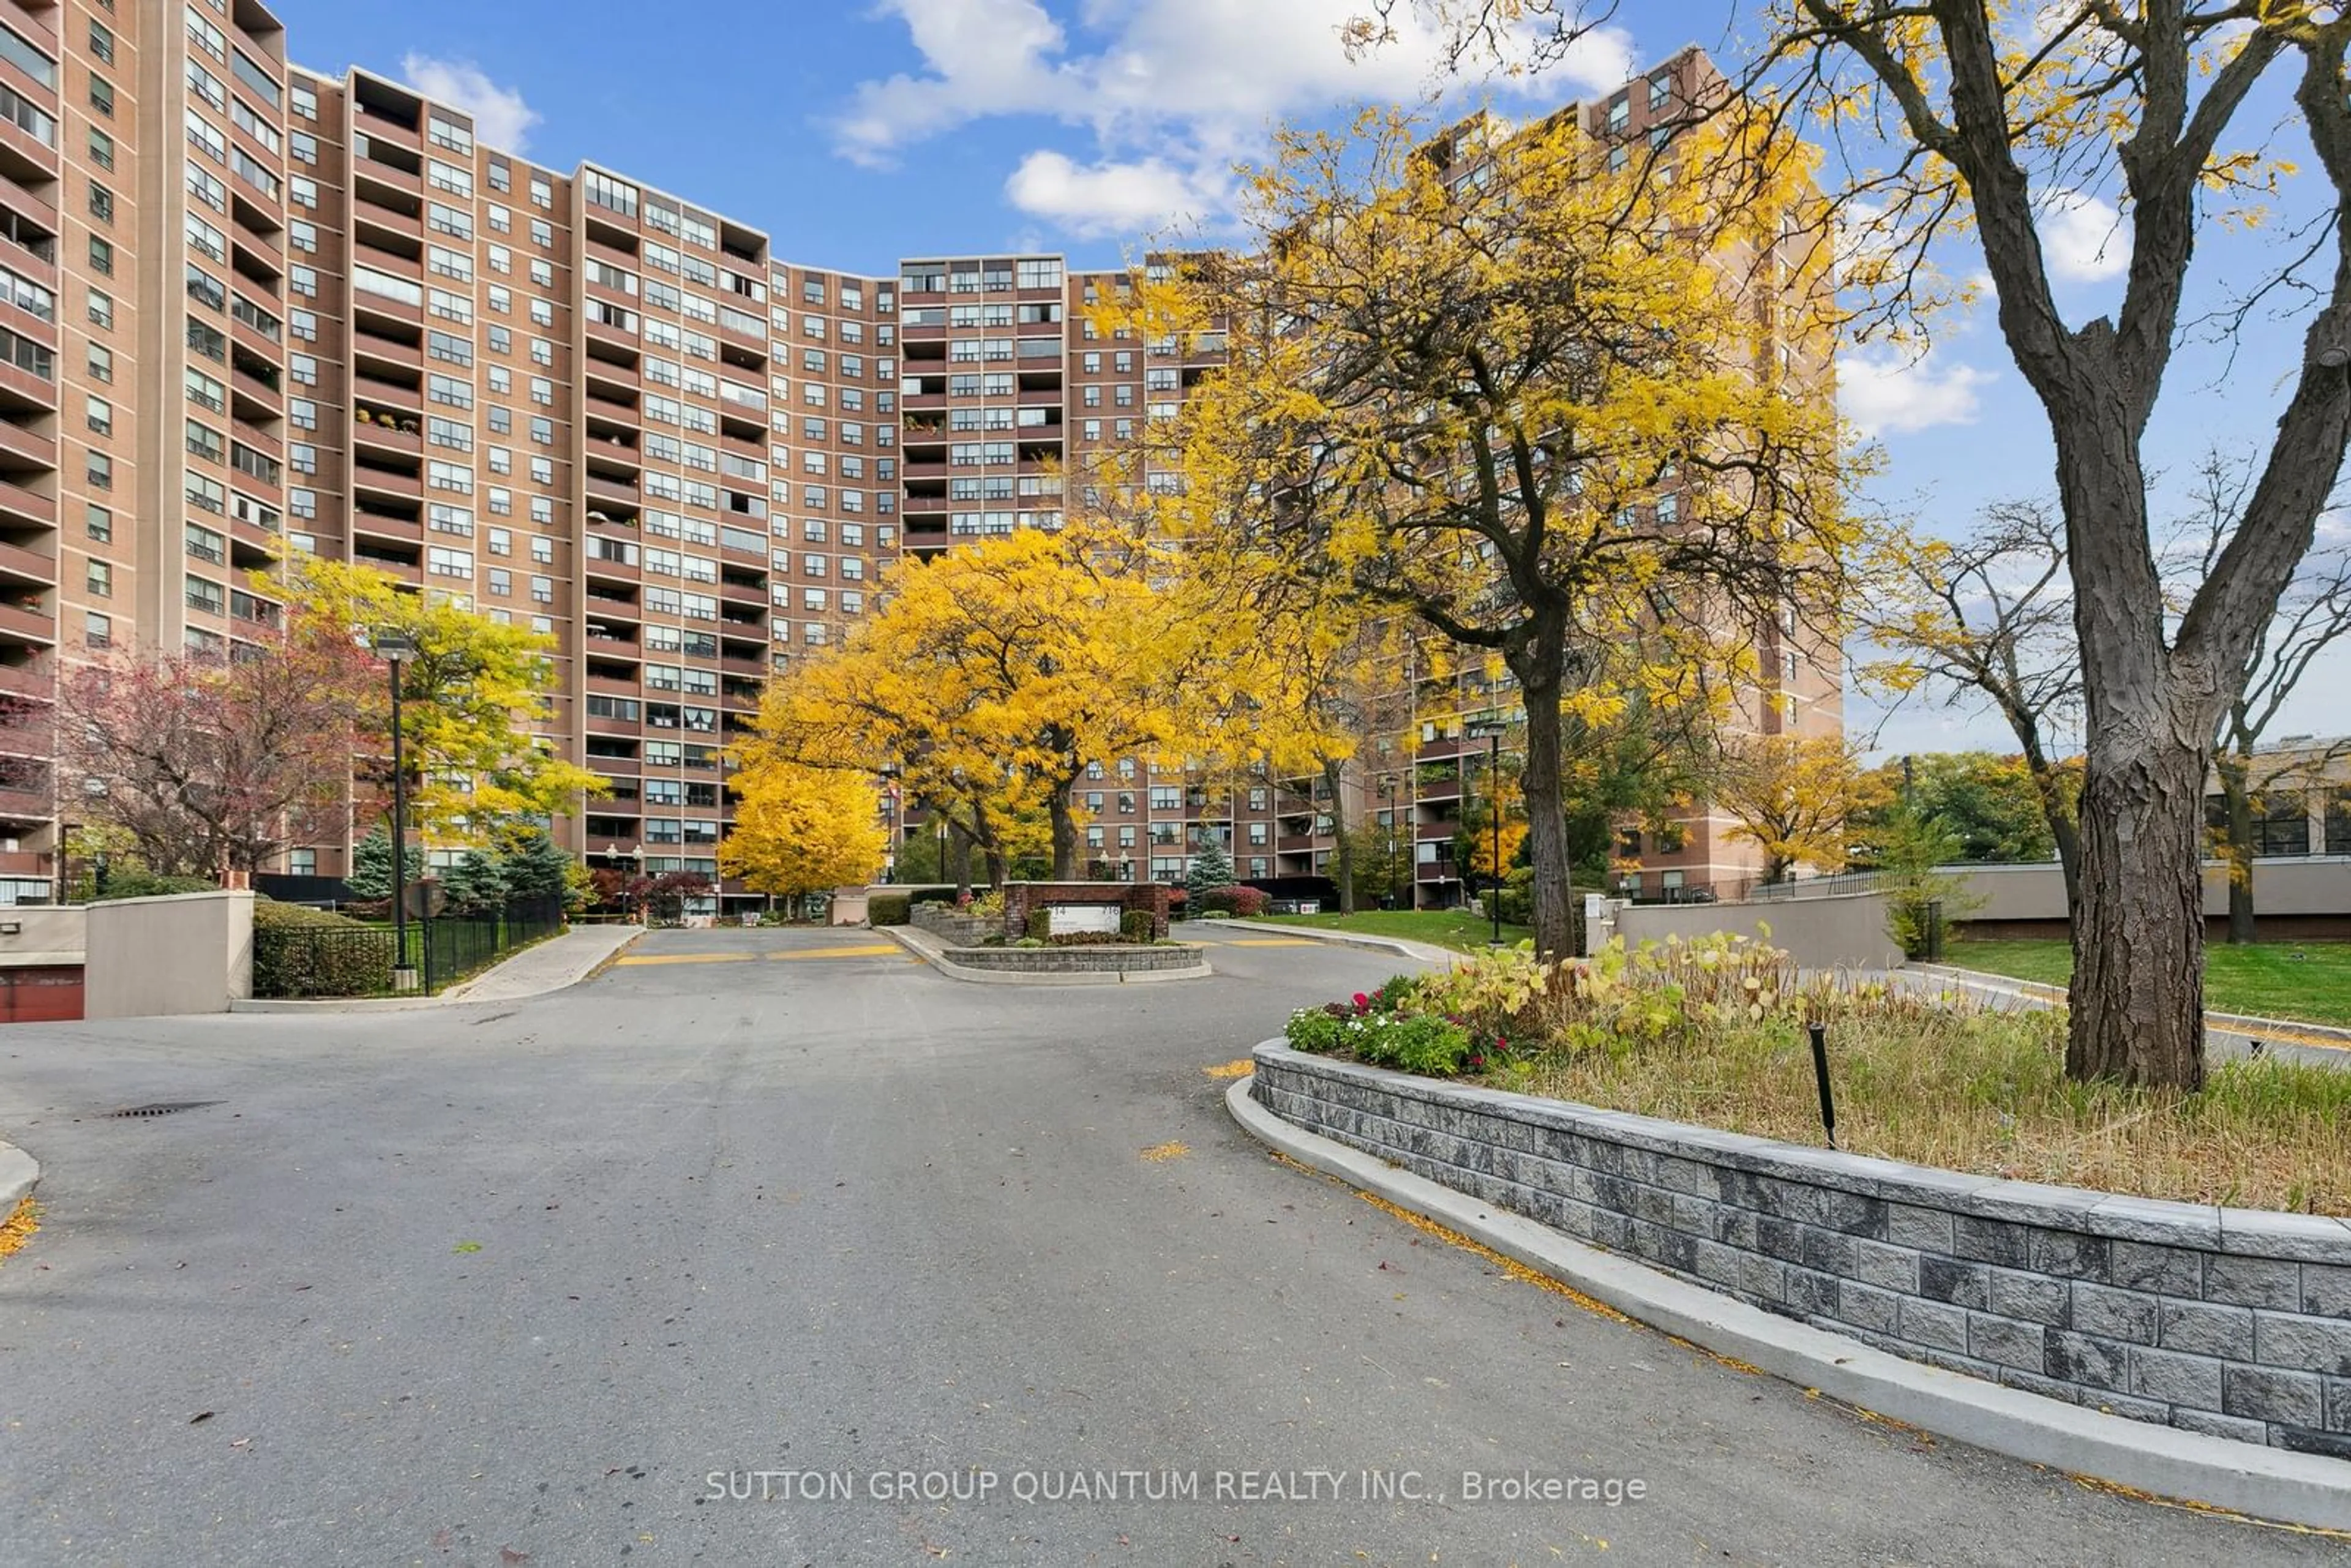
[999,883,1171,942]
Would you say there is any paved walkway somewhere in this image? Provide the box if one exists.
[440,923,643,1002]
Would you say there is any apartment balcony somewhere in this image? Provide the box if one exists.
[586,675,640,699]
[0,166,54,236]
[230,358,283,416]
[351,107,419,153]
[0,420,53,471]
[351,509,422,545]
[585,712,640,738]
[350,466,424,503]
[230,313,283,363]
[351,202,422,245]
[585,474,640,508]
[582,433,640,468]
[583,315,637,355]
[582,356,640,394]
[584,236,639,274]
[0,476,53,529]
[585,832,640,856]
[1,0,57,53]
[0,781,50,823]
[0,598,54,645]
[0,659,53,703]
[0,355,53,413]
[351,371,421,412]
[351,553,421,586]
[232,228,285,280]
[0,114,54,188]
[351,158,422,200]
[231,418,282,462]
[351,413,422,456]
[0,536,53,587]
[229,514,280,560]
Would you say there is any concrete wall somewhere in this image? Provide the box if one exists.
[1614,891,1903,971]
[0,906,86,967]
[1255,1045,2351,1455]
[1949,858,2351,923]
[84,891,255,1019]
[830,888,871,926]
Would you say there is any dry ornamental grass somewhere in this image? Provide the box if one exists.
[1324,933,2351,1216]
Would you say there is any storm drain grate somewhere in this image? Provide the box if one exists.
[106,1101,222,1119]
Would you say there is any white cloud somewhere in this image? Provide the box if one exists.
[835,0,1638,233]
[1840,347,1997,438]
[2035,187,2129,284]
[1004,150,1231,238]
[400,54,541,155]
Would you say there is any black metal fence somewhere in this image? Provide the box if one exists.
[252,896,566,999]
[413,896,566,993]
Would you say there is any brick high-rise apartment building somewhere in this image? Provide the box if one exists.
[0,3,1832,913]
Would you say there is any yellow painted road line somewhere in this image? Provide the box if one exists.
[767,944,902,961]
[612,952,758,967]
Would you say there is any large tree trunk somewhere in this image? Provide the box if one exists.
[2215,749,2257,945]
[2068,735,2209,1088]
[1510,630,1575,960]
[1325,756,1355,914]
[1048,784,1078,881]
[2063,440,2210,1088]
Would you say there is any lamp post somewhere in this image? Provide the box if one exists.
[1384,773,1401,911]
[371,628,419,989]
[1465,719,1507,946]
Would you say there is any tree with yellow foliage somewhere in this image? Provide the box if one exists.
[1379,1,2351,1089]
[718,759,888,907]
[1130,105,1845,958]
[1714,733,1891,885]
[743,525,1187,883]
[272,557,602,841]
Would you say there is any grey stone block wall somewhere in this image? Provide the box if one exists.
[945,943,1203,973]
[909,906,994,947]
[1253,1045,2351,1458]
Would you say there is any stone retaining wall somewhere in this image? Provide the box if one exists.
[946,943,1204,973]
[1252,1044,2351,1458]
[909,904,993,947]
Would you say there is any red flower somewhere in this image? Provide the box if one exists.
[1352,992,1371,1011]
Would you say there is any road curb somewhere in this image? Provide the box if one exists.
[0,1138,36,1214]
[876,924,1212,985]
[1185,918,1454,967]
[1911,964,2351,1054]
[230,927,645,1013]
[1224,1075,2351,1533]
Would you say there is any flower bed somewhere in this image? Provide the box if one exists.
[1280,934,2351,1215]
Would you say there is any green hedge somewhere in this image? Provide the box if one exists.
[868,894,912,926]
[250,900,396,998]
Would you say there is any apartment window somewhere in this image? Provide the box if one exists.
[290,220,317,253]
[89,75,113,118]
[84,558,111,597]
[184,523,225,565]
[84,503,111,542]
[84,395,109,436]
[186,576,225,616]
[291,81,317,121]
[83,610,109,648]
[88,236,113,276]
[290,130,315,165]
[86,290,111,330]
[186,366,225,412]
[427,546,472,579]
[186,472,225,514]
[84,343,110,384]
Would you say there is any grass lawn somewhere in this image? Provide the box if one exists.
[1948,937,2351,1027]
[1242,908,1535,954]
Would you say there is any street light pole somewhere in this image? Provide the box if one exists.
[369,625,421,991]
[1485,729,1501,945]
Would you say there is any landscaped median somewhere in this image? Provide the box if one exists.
[1228,933,2351,1528]
[871,882,1211,985]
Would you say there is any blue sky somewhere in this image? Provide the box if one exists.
[273,0,2349,759]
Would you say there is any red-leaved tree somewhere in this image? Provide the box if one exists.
[58,631,376,878]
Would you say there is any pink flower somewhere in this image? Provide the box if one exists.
[1352,992,1371,1012]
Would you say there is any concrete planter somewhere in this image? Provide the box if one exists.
[1252,1043,2351,1458]
[945,943,1205,975]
